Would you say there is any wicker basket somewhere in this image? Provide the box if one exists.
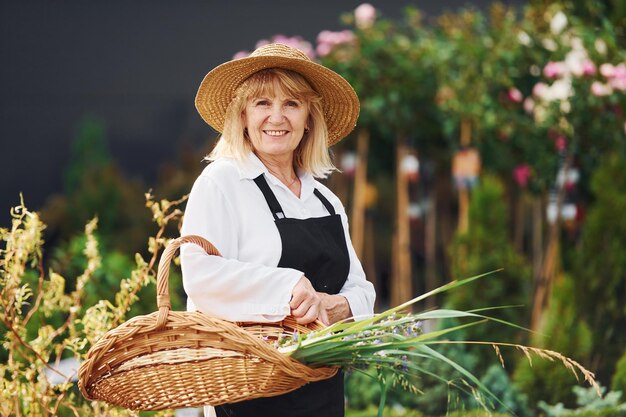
[78,235,338,411]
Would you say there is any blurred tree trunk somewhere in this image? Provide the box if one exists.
[392,137,412,307]
[514,192,526,252]
[425,191,437,309]
[351,128,369,259]
[532,195,543,291]
[328,150,350,206]
[531,156,572,331]
[437,166,454,282]
[457,119,472,234]
[364,213,378,309]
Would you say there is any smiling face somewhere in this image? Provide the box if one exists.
[244,81,309,162]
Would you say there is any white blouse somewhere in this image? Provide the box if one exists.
[180,152,375,322]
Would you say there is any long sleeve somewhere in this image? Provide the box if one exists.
[181,171,302,322]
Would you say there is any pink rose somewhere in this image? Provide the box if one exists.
[610,77,626,92]
[513,164,532,188]
[316,30,355,57]
[232,51,250,60]
[614,63,626,77]
[255,39,270,49]
[355,3,376,29]
[507,87,523,103]
[591,81,612,96]
[544,61,566,78]
[555,136,567,152]
[523,97,535,114]
[582,59,596,76]
[316,42,333,57]
[532,82,549,98]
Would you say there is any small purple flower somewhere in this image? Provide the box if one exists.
[394,355,410,372]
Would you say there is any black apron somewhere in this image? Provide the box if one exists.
[216,174,350,417]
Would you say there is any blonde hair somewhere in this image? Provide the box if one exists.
[206,68,336,178]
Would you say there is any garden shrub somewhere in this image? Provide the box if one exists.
[513,273,593,409]
[0,196,184,416]
[612,349,626,395]
[447,174,532,371]
[539,385,626,417]
[575,153,626,384]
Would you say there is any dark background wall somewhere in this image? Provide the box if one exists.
[0,0,524,226]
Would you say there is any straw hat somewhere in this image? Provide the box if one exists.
[195,43,360,145]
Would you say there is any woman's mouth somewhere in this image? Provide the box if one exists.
[264,130,289,137]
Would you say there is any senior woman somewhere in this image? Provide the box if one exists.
[181,43,376,417]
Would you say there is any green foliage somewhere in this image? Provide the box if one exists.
[539,385,626,416]
[0,195,185,416]
[392,324,479,416]
[447,175,532,367]
[42,117,151,257]
[575,154,626,383]
[345,404,425,417]
[612,349,626,395]
[513,274,594,409]
[345,369,386,411]
[473,364,533,417]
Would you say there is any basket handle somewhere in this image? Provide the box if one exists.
[155,235,222,329]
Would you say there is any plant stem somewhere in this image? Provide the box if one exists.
[377,376,389,417]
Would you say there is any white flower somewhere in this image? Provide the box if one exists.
[560,100,571,113]
[542,38,558,51]
[595,39,608,55]
[565,48,589,77]
[533,104,548,124]
[550,11,568,35]
[600,63,616,78]
[518,31,532,46]
[355,3,376,29]
[550,79,574,101]
[530,65,541,76]
[523,97,535,114]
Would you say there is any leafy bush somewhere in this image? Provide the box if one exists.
[539,385,626,417]
[575,153,626,384]
[612,349,626,395]
[0,196,184,416]
[513,273,594,409]
[447,175,532,368]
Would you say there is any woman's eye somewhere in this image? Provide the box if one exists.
[285,100,300,107]
[256,100,270,106]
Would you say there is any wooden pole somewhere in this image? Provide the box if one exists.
[364,214,378,310]
[531,156,571,331]
[425,191,437,309]
[351,129,369,259]
[457,119,472,234]
[392,138,412,307]
[532,195,543,288]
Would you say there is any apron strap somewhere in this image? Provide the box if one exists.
[313,189,336,215]
[253,174,336,218]
[253,175,286,220]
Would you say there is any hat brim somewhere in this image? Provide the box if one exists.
[195,54,359,145]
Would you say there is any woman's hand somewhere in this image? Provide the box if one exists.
[319,293,352,325]
[290,276,329,325]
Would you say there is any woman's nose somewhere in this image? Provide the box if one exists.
[267,104,285,123]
